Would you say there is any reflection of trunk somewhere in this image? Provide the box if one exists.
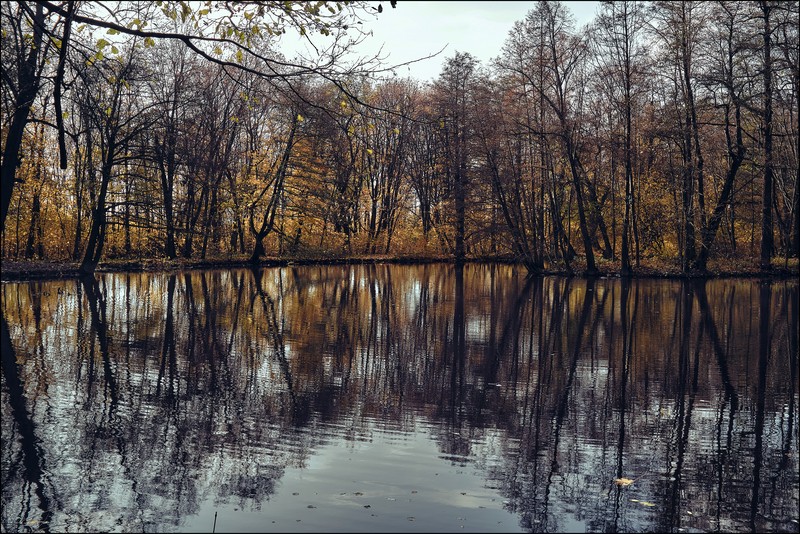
[710,283,741,524]
[251,268,300,420]
[491,274,535,385]
[750,282,770,529]
[81,275,118,406]
[696,282,739,410]
[544,278,593,522]
[1,313,53,525]
[667,281,699,531]
[451,264,466,414]
[612,278,636,530]
[156,275,177,398]
[554,278,594,431]
[778,285,797,483]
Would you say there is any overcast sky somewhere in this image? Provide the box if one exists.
[283,1,601,82]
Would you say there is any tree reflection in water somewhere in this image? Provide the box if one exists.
[1,265,798,533]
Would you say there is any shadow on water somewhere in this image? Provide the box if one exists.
[1,265,798,533]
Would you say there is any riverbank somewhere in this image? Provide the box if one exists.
[1,254,798,281]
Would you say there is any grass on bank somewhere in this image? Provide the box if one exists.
[1,253,798,281]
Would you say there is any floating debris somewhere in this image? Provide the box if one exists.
[615,478,634,486]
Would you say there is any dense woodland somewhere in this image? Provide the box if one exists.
[1,1,798,275]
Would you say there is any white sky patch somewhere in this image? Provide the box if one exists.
[279,1,600,83]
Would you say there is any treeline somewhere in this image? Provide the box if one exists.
[1,1,797,275]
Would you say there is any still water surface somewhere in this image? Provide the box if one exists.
[1,264,798,533]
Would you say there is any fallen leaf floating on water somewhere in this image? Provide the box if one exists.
[615,477,635,486]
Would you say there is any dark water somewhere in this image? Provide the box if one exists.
[1,264,797,533]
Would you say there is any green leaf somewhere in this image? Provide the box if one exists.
[107,28,120,35]
[96,38,109,49]
[144,36,155,47]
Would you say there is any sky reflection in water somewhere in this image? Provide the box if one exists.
[1,264,798,533]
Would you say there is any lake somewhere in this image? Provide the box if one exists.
[1,264,798,533]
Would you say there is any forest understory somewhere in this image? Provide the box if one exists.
[2,2,798,282]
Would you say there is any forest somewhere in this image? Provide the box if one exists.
[1,0,798,276]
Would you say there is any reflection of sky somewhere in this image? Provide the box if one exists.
[2,268,798,533]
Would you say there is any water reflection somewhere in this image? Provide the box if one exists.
[1,265,798,533]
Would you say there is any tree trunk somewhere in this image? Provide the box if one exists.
[693,93,745,271]
[565,142,598,275]
[24,193,40,260]
[80,159,113,275]
[1,4,44,231]
[759,1,774,270]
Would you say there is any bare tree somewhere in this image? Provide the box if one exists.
[434,52,478,265]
